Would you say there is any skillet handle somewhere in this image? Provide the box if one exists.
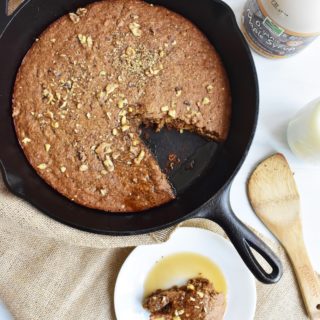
[205,185,283,284]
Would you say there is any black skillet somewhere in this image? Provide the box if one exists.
[0,0,282,283]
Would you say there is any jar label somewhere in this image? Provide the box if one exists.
[242,0,318,57]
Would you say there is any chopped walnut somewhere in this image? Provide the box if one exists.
[22,137,31,145]
[168,110,176,118]
[37,163,47,170]
[206,84,214,93]
[175,87,182,97]
[118,98,128,109]
[134,150,145,165]
[121,125,130,132]
[103,155,115,172]
[106,83,118,95]
[78,34,87,45]
[129,22,142,37]
[51,121,59,129]
[44,144,51,152]
[100,189,107,196]
[126,46,136,57]
[161,105,169,112]
[202,97,210,105]
[87,36,93,48]
[121,116,127,125]
[79,164,89,172]
[76,8,87,16]
[69,12,80,24]
[95,142,112,159]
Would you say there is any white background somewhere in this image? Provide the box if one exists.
[225,0,320,272]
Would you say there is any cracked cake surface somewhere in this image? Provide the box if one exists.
[12,0,231,212]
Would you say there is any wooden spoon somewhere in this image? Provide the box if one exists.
[248,153,320,320]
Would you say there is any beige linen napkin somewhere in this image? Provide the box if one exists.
[0,177,309,320]
[0,1,311,319]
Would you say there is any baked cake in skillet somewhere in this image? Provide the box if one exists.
[12,0,231,212]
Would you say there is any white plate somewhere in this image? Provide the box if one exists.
[0,300,13,320]
[114,227,256,320]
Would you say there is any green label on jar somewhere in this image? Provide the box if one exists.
[242,0,318,57]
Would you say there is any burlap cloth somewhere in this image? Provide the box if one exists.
[0,1,312,319]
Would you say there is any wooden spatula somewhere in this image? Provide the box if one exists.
[248,153,320,320]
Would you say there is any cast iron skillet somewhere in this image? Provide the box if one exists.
[0,0,283,283]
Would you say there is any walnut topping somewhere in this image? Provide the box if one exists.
[51,121,59,129]
[132,139,140,146]
[175,309,185,316]
[118,98,128,109]
[121,125,130,132]
[95,143,112,160]
[126,46,136,57]
[100,189,107,196]
[60,166,67,173]
[78,34,87,45]
[196,291,204,298]
[202,97,210,105]
[112,128,118,136]
[106,83,118,95]
[103,156,115,172]
[206,84,214,93]
[187,284,195,290]
[87,36,93,48]
[121,115,127,125]
[42,88,54,104]
[99,71,107,77]
[22,137,31,145]
[76,7,87,16]
[37,163,47,170]
[168,110,176,118]
[130,146,140,156]
[161,105,169,112]
[134,150,145,165]
[119,109,127,117]
[79,164,89,172]
[175,87,182,97]
[77,34,93,48]
[69,13,80,24]
[129,22,142,37]
[44,144,51,152]
[112,152,120,160]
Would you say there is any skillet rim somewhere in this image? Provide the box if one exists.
[0,0,259,235]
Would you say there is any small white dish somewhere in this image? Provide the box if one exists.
[0,300,13,320]
[114,227,256,320]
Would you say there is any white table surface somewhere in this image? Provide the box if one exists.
[225,0,320,272]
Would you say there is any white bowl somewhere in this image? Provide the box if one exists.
[114,227,256,320]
